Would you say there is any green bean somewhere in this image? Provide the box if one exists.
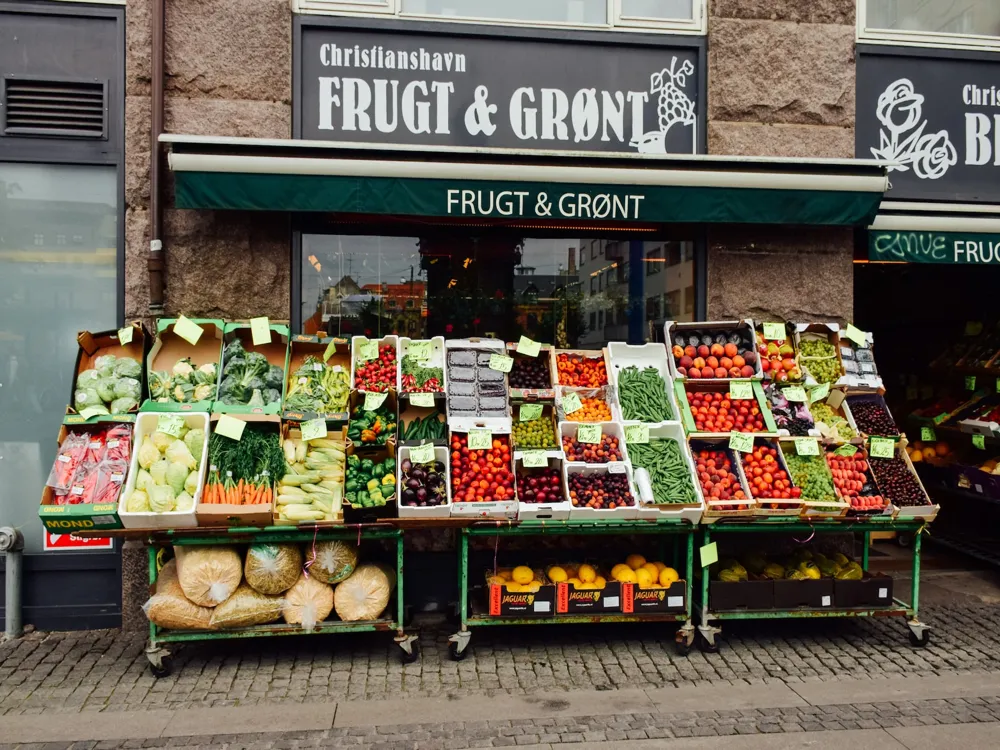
[618,366,673,422]
[628,437,697,504]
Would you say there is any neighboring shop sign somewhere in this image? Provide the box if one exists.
[43,530,113,552]
[858,49,1000,203]
[298,25,701,154]
[869,230,1000,265]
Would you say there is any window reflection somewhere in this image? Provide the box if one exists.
[867,0,1000,37]
[301,233,696,348]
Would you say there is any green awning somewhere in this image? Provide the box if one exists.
[165,136,889,227]
[869,230,1000,264]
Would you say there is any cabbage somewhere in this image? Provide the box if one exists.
[110,396,138,414]
[150,430,177,453]
[113,357,142,379]
[83,404,110,417]
[149,484,176,512]
[166,461,189,496]
[136,468,153,491]
[113,377,141,400]
[138,437,160,470]
[125,489,150,513]
[184,429,205,467]
[77,369,102,389]
[150,457,169,486]
[75,388,101,408]
[96,377,116,403]
[94,355,118,376]
[175,491,194,512]
[165,439,197,470]
[184,470,199,496]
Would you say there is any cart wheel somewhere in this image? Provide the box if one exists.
[908,629,930,647]
[897,533,913,548]
[675,639,692,656]
[449,641,468,661]
[400,640,420,664]
[697,630,720,654]
[145,645,171,679]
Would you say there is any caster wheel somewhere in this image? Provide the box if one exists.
[908,630,930,647]
[449,641,468,661]
[698,633,720,654]
[400,641,420,664]
[149,659,171,678]
[675,639,692,657]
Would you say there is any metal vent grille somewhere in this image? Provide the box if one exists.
[2,77,107,138]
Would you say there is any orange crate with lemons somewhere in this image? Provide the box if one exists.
[486,565,556,617]
[547,562,622,614]
[610,554,687,614]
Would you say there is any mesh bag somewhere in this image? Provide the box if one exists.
[244,544,303,596]
[143,559,213,631]
[282,574,334,632]
[174,545,242,607]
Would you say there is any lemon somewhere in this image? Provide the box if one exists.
[488,575,506,586]
[653,561,668,573]
[512,565,534,585]
[578,564,597,583]
[594,576,607,589]
[567,577,582,586]
[659,567,680,587]
[526,581,541,592]
[626,554,647,571]
[547,566,568,583]
[642,562,660,580]
[635,568,654,588]
[610,563,629,580]
[614,567,637,584]
[497,569,511,581]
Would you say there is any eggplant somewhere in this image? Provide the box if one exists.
[434,460,446,474]
[406,478,420,490]
[402,488,417,505]
[426,473,441,488]
[411,467,425,482]
[415,487,428,503]
[401,459,412,474]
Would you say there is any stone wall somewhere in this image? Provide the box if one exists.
[705,0,857,323]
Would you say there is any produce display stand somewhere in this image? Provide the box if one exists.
[80,523,416,675]
[449,517,698,660]
[695,517,930,653]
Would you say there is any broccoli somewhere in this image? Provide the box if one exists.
[264,365,284,390]
[217,339,273,405]
[263,387,281,405]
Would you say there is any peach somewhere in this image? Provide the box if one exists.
[715,367,728,378]
[679,355,694,369]
[684,345,697,358]
[672,345,684,359]
[724,343,738,358]
[732,355,745,368]
[720,357,733,370]
[697,345,710,358]
[688,367,702,378]
[740,365,755,378]
[706,356,719,370]
[693,357,706,369]
[710,343,725,357]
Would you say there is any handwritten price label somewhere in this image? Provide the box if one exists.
[561,391,583,415]
[300,418,328,442]
[323,339,337,362]
[407,341,432,361]
[729,431,754,453]
[835,444,858,457]
[973,434,987,450]
[363,391,388,411]
[489,354,514,373]
[809,383,830,403]
[869,437,895,459]
[577,424,601,444]
[921,426,936,442]
[118,326,134,346]
[249,317,271,346]
[516,336,541,357]
[467,429,493,450]
[521,451,548,468]
[844,324,868,347]
[157,414,186,438]
[519,404,543,422]
[783,386,807,402]
[409,443,435,464]
[729,380,753,400]
[624,424,649,444]
[410,392,435,408]
[357,339,379,362]
[795,438,820,456]
[966,375,977,391]
[173,316,204,345]
[762,322,786,341]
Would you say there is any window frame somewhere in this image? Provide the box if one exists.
[857,0,1000,52]
[294,0,707,35]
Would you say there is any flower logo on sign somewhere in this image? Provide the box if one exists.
[870,79,957,180]
[629,57,697,154]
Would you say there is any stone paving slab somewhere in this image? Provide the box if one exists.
[0,710,173,743]
[539,728,909,749]
[644,683,806,713]
[791,673,1000,706]
[888,722,1000,750]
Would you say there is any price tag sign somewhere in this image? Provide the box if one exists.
[521,450,548,468]
[699,542,719,568]
[921,426,937,442]
[607,463,626,474]
[410,393,435,408]
[516,336,541,357]
[834,444,858,457]
[562,391,583,414]
[300,418,328,442]
[869,437,896,459]
[795,438,820,456]
[118,326,134,346]
[157,414,186,438]
[729,431,754,453]
[250,317,271,346]
[409,443,435,464]
[966,320,984,337]
[974,434,987,450]
[173,316,204,345]
[215,415,246,442]
[467,429,492,450]
[357,339,378,362]
[407,341,432,360]
[966,375,977,391]
[996,378,1000,394]
[729,380,753,400]
[363,391,388,411]
[519,403,543,422]
[844,324,867,347]
[323,339,337,362]
[79,407,107,421]
[784,386,807,402]
[489,353,514,373]
[809,383,830,403]
[577,424,601,444]
[624,424,649,444]
[762,322,786,341]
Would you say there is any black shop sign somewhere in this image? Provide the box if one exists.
[297,23,702,155]
[857,48,1000,203]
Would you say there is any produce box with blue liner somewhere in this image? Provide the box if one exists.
[142,318,224,412]
[65,322,148,425]
[214,322,289,415]
[282,334,351,422]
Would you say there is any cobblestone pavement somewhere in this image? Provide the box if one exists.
[4,696,1000,748]
[2,602,1000,716]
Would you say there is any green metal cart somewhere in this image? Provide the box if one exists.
[696,517,931,653]
[449,517,698,660]
[142,524,416,677]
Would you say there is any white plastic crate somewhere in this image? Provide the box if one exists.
[606,342,681,424]
[629,422,704,524]
[564,463,639,520]
[350,334,398,393]
[397,444,452,519]
[557,420,631,466]
[515,452,571,520]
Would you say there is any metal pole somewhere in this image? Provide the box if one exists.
[1,527,24,640]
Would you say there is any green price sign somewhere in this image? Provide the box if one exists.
[363,391,388,411]
[973,434,986,450]
[489,353,514,373]
[561,391,583,414]
[809,383,830,403]
[795,438,820,456]
[516,336,541,357]
[920,426,936,442]
[323,339,337,362]
[410,392,435,408]
[869,437,895,459]
[249,317,271,346]
[407,341,432,361]
[409,443,435,464]
[300,418,328,442]
[729,431,754,453]
[834,444,858,457]
[521,450,548,468]
[729,380,753,400]
[215,415,246,442]
[519,404,543,422]
[784,386,807,402]
[699,542,719,567]
[624,424,649,444]
[357,339,379,362]
[118,326,134,346]
[577,424,601,444]
[173,316,204,345]
[467,429,492,450]
[157,414,186,438]
[844,324,867,347]
[762,322,786,341]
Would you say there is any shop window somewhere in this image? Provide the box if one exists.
[295,0,706,32]
[645,245,663,275]
[684,284,695,314]
[666,243,681,266]
[591,240,599,260]
[299,233,700,348]
[859,0,1000,50]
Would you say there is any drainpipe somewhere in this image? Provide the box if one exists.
[148,0,165,315]
[0,527,24,640]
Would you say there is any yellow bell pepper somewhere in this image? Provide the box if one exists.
[381,473,395,486]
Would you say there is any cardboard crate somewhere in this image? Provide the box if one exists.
[344,440,397,523]
[38,422,131,532]
[557,579,623,614]
[488,581,556,617]
[142,319,224,412]
[282,334,351,422]
[883,437,938,521]
[273,422,345,526]
[399,394,448,446]
[213,322,289,415]
[834,574,894,608]
[556,385,620,423]
[506,342,556,400]
[774,438,844,519]
[622,580,686,613]
[64,323,148,425]
[675,380,778,437]
[664,320,763,383]
[693,438,757,520]
[772,578,834,609]
[709,579,774,611]
[347,388,399,453]
[552,348,610,387]
[512,400,561,452]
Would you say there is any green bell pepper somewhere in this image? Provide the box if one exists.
[347,454,360,469]
[372,464,385,479]
[360,458,374,474]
